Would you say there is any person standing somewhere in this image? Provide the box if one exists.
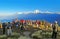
[36,20,41,28]
[20,20,25,36]
[0,23,3,35]
[6,22,12,36]
[52,21,58,39]
[2,23,7,34]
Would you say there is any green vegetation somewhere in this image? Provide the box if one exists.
[31,30,60,39]
[0,30,60,39]
[0,32,20,39]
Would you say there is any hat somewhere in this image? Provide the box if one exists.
[55,21,57,24]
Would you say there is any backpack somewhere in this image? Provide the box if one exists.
[7,26,9,29]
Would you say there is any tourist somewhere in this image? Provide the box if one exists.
[20,20,26,36]
[52,21,58,39]
[36,20,40,28]
[0,23,3,35]
[6,22,12,36]
[2,23,7,34]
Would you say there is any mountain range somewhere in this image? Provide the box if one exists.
[0,13,60,25]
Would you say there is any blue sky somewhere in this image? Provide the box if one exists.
[0,0,60,15]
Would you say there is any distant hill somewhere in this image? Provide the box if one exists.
[0,13,60,25]
[16,13,60,25]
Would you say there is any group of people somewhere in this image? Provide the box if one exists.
[1,19,26,36]
[2,22,12,36]
[0,19,59,39]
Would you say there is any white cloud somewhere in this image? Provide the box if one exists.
[44,11,60,14]
[16,12,23,14]
[56,12,60,14]
[0,10,59,17]
[45,11,51,13]
[33,10,54,14]
[0,13,14,17]
[16,11,33,14]
[17,9,40,14]
[16,10,56,14]
[44,11,54,14]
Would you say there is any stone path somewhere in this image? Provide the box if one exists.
[18,31,32,39]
